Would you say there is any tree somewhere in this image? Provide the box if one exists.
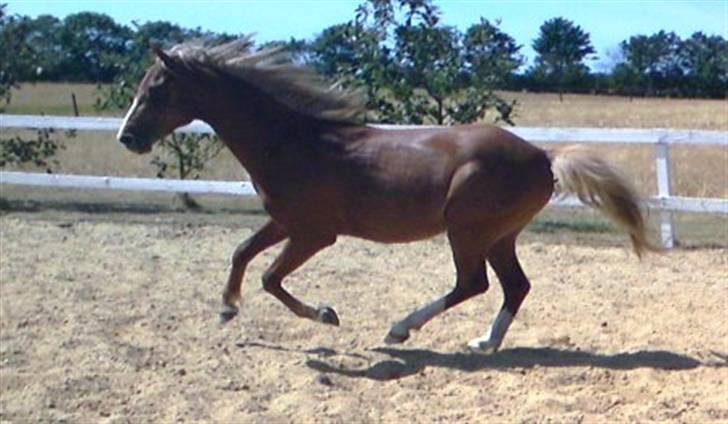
[0,4,13,105]
[611,62,642,99]
[308,0,518,125]
[531,17,595,101]
[679,32,727,98]
[151,133,224,181]
[392,18,465,124]
[309,23,367,77]
[618,31,682,97]
[259,37,310,65]
[308,18,399,122]
[0,13,64,83]
[56,12,133,82]
[0,4,34,106]
[0,4,68,171]
[150,133,224,209]
[462,18,523,88]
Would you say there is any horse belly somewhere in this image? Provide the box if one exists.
[336,137,454,242]
[343,192,448,243]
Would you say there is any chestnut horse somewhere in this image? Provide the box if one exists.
[117,39,655,352]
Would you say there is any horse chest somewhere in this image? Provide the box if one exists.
[254,174,342,229]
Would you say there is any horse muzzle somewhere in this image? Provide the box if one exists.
[118,132,152,154]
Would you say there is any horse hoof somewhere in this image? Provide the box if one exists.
[384,330,409,345]
[219,305,239,324]
[466,338,499,354]
[317,306,340,326]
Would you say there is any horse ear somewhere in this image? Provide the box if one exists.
[152,46,186,76]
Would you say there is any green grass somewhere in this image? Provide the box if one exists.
[528,217,614,235]
[526,208,727,249]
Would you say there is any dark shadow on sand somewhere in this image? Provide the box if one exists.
[236,340,369,362]
[305,346,725,381]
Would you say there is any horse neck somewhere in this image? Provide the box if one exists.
[195,76,314,180]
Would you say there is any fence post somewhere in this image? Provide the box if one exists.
[655,135,675,248]
[71,93,79,117]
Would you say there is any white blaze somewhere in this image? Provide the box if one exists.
[116,97,140,141]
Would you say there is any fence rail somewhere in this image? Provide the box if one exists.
[2,114,727,248]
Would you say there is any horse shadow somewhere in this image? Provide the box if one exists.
[304,346,727,381]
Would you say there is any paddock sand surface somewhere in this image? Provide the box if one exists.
[0,213,726,423]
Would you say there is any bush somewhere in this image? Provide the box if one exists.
[0,128,69,173]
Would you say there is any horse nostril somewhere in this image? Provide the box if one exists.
[119,133,136,146]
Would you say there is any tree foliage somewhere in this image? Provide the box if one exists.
[1,2,726,105]
[463,18,523,88]
[56,13,133,82]
[0,128,66,172]
[308,0,519,125]
[0,4,70,173]
[150,133,224,181]
[0,3,32,106]
[680,32,728,98]
[612,30,726,98]
[530,17,595,100]
[618,31,681,96]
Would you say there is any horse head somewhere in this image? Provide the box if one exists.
[116,47,197,154]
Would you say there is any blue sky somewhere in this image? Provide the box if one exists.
[9,0,727,69]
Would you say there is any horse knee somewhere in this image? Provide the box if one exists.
[231,244,250,267]
[518,279,531,296]
[446,274,488,309]
[470,277,489,296]
[261,270,281,293]
[459,273,489,298]
[509,276,530,298]
[503,276,530,312]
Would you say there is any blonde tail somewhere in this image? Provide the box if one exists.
[548,145,660,257]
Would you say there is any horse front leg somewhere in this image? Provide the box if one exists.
[220,219,287,323]
[261,234,340,325]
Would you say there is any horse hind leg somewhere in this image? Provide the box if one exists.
[385,226,492,344]
[468,234,530,353]
[385,162,508,344]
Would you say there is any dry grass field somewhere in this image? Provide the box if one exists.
[495,91,727,130]
[4,83,109,117]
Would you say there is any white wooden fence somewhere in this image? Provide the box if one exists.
[1,114,726,248]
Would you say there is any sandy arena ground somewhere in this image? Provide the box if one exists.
[1,212,726,423]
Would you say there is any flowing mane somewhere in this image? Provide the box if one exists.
[167,37,365,124]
